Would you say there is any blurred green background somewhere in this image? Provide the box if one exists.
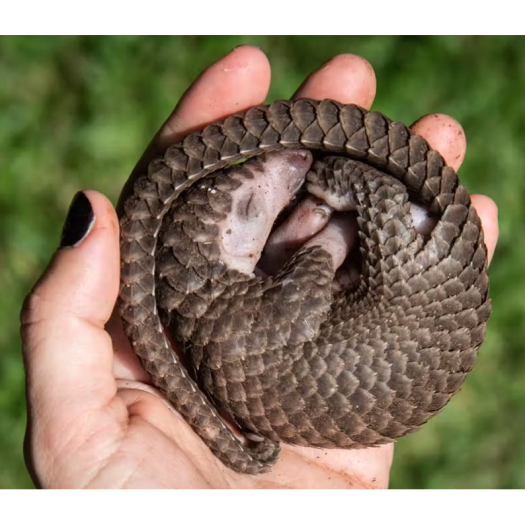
[0,36,522,489]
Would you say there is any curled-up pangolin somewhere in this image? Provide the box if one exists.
[118,99,491,474]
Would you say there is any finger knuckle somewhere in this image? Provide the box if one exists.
[20,286,47,327]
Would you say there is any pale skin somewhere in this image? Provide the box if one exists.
[21,46,499,489]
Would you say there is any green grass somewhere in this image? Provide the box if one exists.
[0,36,522,489]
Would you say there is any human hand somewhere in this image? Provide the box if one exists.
[21,46,498,488]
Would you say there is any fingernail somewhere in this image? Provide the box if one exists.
[232,44,261,52]
[60,191,95,248]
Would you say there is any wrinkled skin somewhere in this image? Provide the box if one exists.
[21,47,498,488]
[214,149,315,275]
[245,149,438,279]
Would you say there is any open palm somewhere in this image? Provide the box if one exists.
[21,46,498,489]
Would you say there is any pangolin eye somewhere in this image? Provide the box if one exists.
[237,191,263,221]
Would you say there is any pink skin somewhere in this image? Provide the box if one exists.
[21,47,498,489]
[300,213,359,269]
[218,150,313,274]
[252,156,437,280]
[259,195,334,275]
[217,147,362,281]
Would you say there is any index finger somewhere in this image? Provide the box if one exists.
[117,45,271,213]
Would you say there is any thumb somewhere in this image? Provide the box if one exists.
[21,190,121,434]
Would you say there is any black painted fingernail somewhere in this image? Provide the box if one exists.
[60,191,95,248]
